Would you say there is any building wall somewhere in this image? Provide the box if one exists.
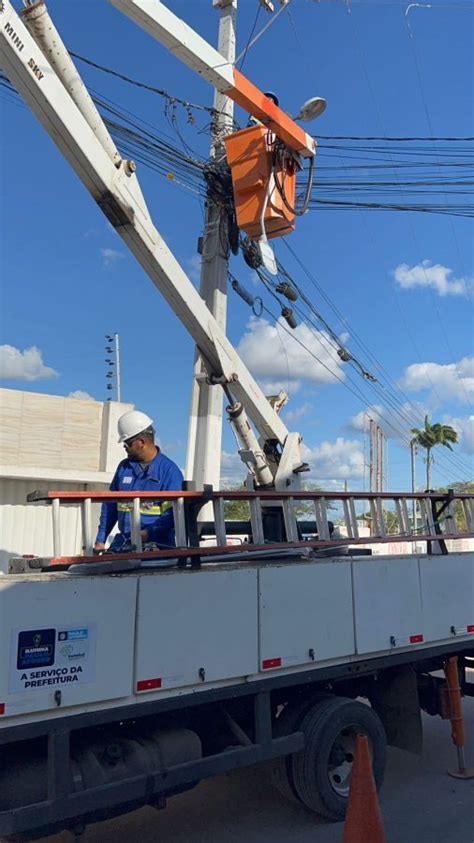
[0,390,133,573]
[0,479,104,572]
[0,389,132,474]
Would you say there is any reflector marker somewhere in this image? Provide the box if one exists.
[0,703,5,716]
[409,634,424,644]
[136,678,162,693]
[453,625,474,635]
[391,634,424,647]
[262,657,282,670]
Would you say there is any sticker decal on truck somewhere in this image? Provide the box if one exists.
[10,624,96,693]
[17,628,55,670]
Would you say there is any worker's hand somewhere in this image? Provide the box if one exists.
[140,529,148,542]
[93,542,106,554]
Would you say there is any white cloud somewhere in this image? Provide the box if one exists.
[350,404,385,432]
[442,415,474,455]
[350,400,434,444]
[100,248,125,267]
[237,316,346,387]
[0,345,58,381]
[220,436,366,486]
[302,437,364,482]
[68,390,95,401]
[186,254,202,284]
[220,451,247,486]
[260,378,302,396]
[284,402,312,424]
[399,357,474,404]
[393,261,471,297]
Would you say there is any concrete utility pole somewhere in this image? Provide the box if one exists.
[369,418,376,492]
[376,424,385,492]
[411,439,417,532]
[186,0,237,493]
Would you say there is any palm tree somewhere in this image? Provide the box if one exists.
[410,415,458,489]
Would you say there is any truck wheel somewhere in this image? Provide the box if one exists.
[270,694,330,805]
[292,697,386,820]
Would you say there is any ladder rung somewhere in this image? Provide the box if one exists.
[81,497,93,556]
[314,497,330,541]
[131,497,143,552]
[282,497,299,543]
[52,497,61,557]
[376,498,386,538]
[348,497,359,539]
[173,497,187,547]
[212,497,227,547]
[250,496,265,544]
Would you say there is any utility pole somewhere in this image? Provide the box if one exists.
[376,425,385,492]
[114,333,122,402]
[105,333,122,402]
[186,0,237,494]
[369,418,375,493]
[411,439,417,535]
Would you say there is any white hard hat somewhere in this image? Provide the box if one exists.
[117,410,153,443]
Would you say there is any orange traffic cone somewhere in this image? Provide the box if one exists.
[342,733,387,843]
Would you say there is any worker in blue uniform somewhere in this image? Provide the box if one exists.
[94,410,183,553]
[247,90,279,127]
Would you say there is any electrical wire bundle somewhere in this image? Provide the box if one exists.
[1,57,473,217]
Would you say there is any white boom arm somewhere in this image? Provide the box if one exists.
[0,0,304,487]
[109,0,315,158]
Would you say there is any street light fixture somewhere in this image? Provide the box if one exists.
[293,96,327,123]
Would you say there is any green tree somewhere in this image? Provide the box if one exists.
[222,485,250,521]
[410,415,458,490]
[361,509,400,536]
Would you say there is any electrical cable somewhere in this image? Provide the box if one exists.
[238,5,261,71]
[278,242,473,479]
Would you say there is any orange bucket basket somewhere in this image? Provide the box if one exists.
[224,125,296,241]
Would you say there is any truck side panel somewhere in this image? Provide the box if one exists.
[420,554,474,641]
[352,557,423,654]
[0,576,137,717]
[134,568,259,692]
[258,561,354,670]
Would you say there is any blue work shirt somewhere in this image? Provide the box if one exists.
[96,450,183,549]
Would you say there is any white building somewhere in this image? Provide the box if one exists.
[0,388,133,572]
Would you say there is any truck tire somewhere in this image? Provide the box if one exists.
[292,696,386,820]
[270,693,330,805]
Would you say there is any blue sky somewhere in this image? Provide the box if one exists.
[1,0,473,491]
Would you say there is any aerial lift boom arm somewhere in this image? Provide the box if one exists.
[0,0,303,487]
[109,0,316,159]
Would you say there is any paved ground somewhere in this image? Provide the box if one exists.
[42,697,474,843]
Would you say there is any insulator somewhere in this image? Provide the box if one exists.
[281,307,297,329]
[241,237,263,270]
[231,278,255,307]
[276,282,298,302]
[337,348,352,362]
